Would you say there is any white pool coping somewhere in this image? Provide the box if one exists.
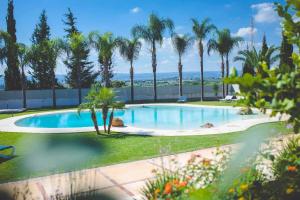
[0,103,283,136]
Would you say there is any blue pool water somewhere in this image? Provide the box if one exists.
[15,105,259,130]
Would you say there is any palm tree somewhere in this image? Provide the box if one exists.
[171,34,193,96]
[96,87,125,134]
[78,84,102,135]
[64,33,88,104]
[47,39,65,108]
[116,37,142,103]
[89,32,118,88]
[0,31,11,79]
[132,13,174,102]
[234,46,279,76]
[207,29,228,98]
[0,31,8,64]
[17,43,30,108]
[222,29,243,95]
[191,18,216,101]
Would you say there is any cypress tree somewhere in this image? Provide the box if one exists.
[5,0,21,90]
[261,34,268,56]
[261,34,271,68]
[29,10,52,89]
[63,9,97,91]
[279,31,294,72]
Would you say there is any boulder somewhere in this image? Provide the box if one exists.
[238,107,253,115]
[111,118,124,127]
[201,123,214,128]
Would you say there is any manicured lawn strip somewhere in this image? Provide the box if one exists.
[0,122,287,183]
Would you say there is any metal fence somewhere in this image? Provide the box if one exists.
[0,85,226,109]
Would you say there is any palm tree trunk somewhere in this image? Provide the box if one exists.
[102,107,108,133]
[152,41,157,102]
[221,55,225,98]
[77,64,82,104]
[226,53,230,95]
[52,70,56,108]
[199,42,204,101]
[21,65,27,108]
[178,57,183,97]
[91,110,100,135]
[104,64,110,88]
[130,61,134,103]
[108,108,114,134]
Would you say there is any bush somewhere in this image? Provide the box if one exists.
[141,147,231,199]
[222,137,300,200]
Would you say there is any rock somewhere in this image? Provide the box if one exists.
[238,107,253,115]
[201,123,214,128]
[111,118,124,127]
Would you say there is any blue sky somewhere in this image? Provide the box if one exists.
[0,0,284,75]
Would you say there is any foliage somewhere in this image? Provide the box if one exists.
[132,13,174,101]
[142,147,231,199]
[111,80,126,88]
[279,31,295,73]
[63,10,97,91]
[4,0,21,90]
[89,32,117,87]
[222,137,300,200]
[28,10,54,89]
[63,8,79,38]
[227,0,300,132]
[191,18,216,101]
[78,83,102,134]
[64,33,97,90]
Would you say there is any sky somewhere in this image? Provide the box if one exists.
[0,0,284,76]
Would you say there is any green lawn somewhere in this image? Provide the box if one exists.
[0,102,287,183]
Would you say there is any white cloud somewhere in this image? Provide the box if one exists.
[234,27,258,37]
[251,3,278,23]
[130,7,141,14]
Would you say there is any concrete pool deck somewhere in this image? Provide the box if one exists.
[0,104,282,136]
[0,145,234,200]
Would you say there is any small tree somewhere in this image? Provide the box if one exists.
[98,87,125,134]
[78,84,101,135]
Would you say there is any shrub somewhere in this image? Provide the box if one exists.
[141,147,231,199]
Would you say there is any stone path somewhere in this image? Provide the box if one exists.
[0,145,233,200]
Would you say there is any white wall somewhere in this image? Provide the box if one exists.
[0,85,226,109]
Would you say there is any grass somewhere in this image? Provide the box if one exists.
[0,101,288,183]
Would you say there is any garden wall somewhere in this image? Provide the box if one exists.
[0,85,228,109]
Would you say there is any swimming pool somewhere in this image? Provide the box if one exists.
[15,105,260,130]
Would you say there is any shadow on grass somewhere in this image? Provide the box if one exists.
[14,135,106,176]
